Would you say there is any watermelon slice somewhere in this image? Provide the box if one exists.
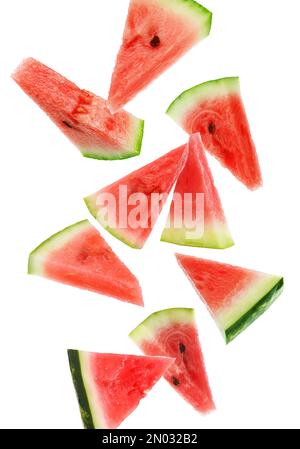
[161,133,234,249]
[130,308,215,413]
[28,220,143,306]
[176,255,284,343]
[12,58,144,160]
[84,146,188,249]
[68,350,174,429]
[108,0,212,111]
[167,77,262,190]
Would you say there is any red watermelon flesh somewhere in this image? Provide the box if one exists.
[176,254,284,343]
[167,77,262,190]
[130,308,215,413]
[161,133,234,249]
[12,58,144,160]
[68,350,174,429]
[108,0,212,111]
[28,220,143,306]
[84,145,188,249]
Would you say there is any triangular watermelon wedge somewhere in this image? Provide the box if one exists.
[12,58,144,160]
[161,133,234,249]
[84,146,188,249]
[167,77,262,189]
[28,220,143,306]
[176,255,284,343]
[68,350,174,429]
[108,0,212,111]
[130,308,215,413]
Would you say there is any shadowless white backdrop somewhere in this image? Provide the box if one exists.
[0,0,299,429]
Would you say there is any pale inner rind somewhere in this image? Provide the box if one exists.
[80,118,144,159]
[216,274,283,330]
[79,352,107,429]
[168,77,241,123]
[158,0,212,40]
[161,220,234,249]
[29,220,91,276]
[130,308,195,344]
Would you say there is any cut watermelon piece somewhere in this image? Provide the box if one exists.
[84,146,188,249]
[167,77,262,190]
[68,350,174,429]
[161,133,234,249]
[28,220,143,306]
[130,308,215,413]
[108,0,212,111]
[176,255,284,343]
[12,58,144,160]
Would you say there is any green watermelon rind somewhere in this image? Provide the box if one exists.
[28,220,91,276]
[13,58,145,162]
[161,0,213,40]
[130,308,195,343]
[81,119,145,161]
[101,226,142,250]
[161,224,234,250]
[67,350,95,429]
[129,307,216,414]
[166,77,240,124]
[83,197,142,250]
[225,278,284,344]
[83,147,189,250]
[83,195,98,219]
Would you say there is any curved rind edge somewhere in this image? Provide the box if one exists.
[82,151,140,161]
[67,350,95,429]
[84,196,97,219]
[84,146,189,250]
[84,195,142,249]
[161,0,213,39]
[166,77,240,121]
[130,308,195,343]
[81,119,144,161]
[225,278,284,344]
[28,220,90,275]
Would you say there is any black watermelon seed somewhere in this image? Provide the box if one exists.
[208,122,216,134]
[62,120,73,129]
[179,343,186,353]
[78,251,89,262]
[172,377,180,386]
[150,36,160,48]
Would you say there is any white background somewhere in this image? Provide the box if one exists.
[0,0,299,429]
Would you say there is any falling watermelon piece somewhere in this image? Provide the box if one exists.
[130,308,215,413]
[167,77,262,190]
[12,58,144,160]
[84,145,188,249]
[108,0,212,111]
[28,220,143,306]
[68,350,174,429]
[176,255,284,343]
[161,133,234,249]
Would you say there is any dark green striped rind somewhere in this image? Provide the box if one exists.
[67,350,94,429]
[225,278,284,344]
